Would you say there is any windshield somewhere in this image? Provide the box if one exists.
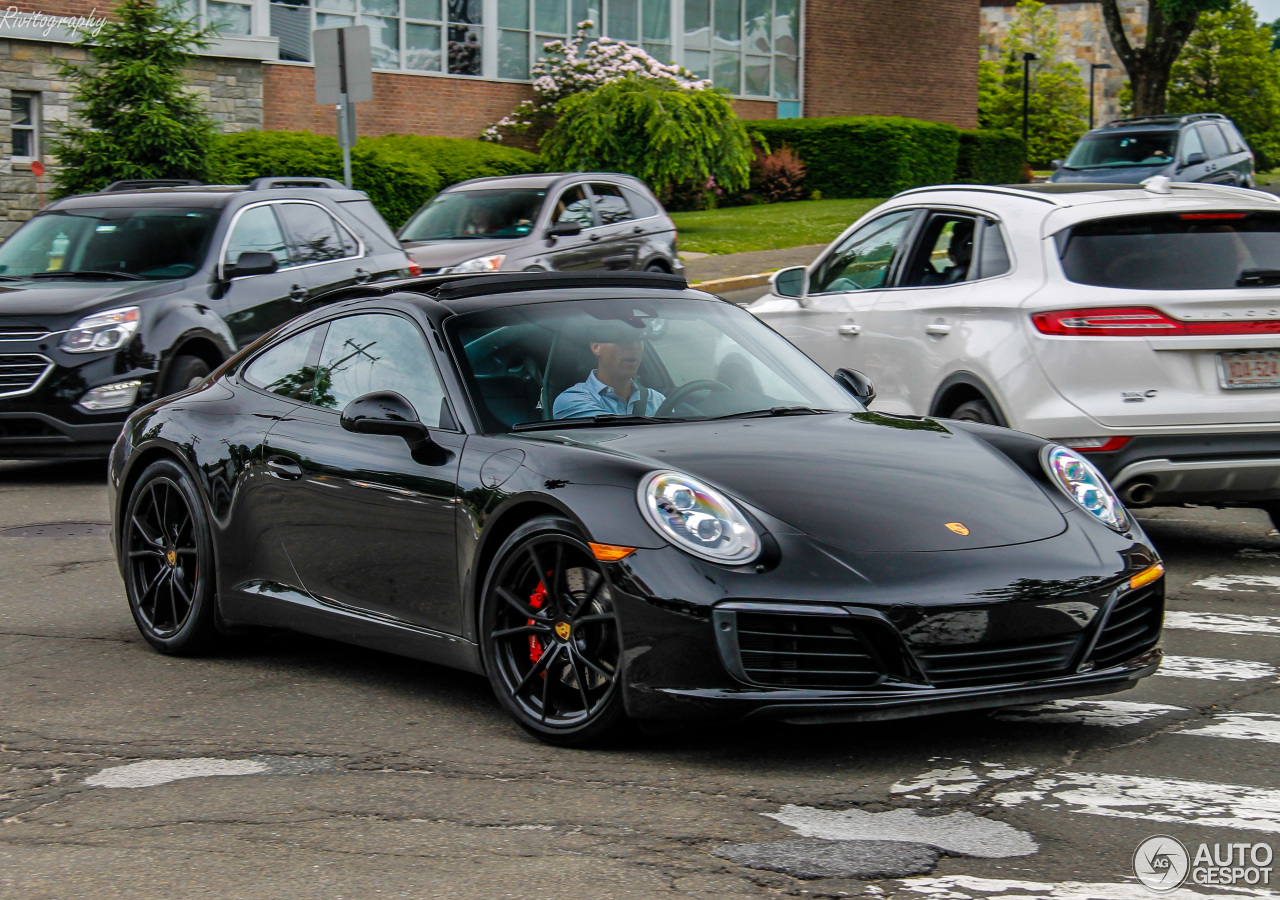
[399,189,546,241]
[1063,132,1178,169]
[0,207,218,279]
[448,297,862,432]
[1058,212,1280,290]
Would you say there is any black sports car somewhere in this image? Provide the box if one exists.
[108,272,1165,745]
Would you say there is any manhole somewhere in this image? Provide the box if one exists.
[0,522,112,538]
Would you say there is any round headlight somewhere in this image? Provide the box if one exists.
[1043,445,1129,533]
[639,471,761,564]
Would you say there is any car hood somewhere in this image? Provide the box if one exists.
[543,412,1068,552]
[0,279,182,324]
[1049,164,1173,184]
[401,238,523,269]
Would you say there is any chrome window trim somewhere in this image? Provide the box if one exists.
[0,353,55,399]
[219,199,367,281]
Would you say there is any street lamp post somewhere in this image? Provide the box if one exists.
[1022,52,1038,147]
[1089,62,1113,130]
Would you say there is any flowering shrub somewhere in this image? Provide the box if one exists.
[481,21,709,141]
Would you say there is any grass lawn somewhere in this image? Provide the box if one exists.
[671,198,883,255]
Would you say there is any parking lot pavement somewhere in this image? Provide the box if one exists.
[4,460,1280,898]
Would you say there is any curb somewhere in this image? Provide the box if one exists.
[692,272,773,293]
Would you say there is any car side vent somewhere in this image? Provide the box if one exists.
[720,608,885,689]
[1089,585,1163,669]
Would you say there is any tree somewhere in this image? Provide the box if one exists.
[1167,0,1280,167]
[49,0,218,197]
[979,0,1088,166]
[1100,0,1229,116]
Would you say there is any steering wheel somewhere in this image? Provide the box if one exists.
[655,380,731,417]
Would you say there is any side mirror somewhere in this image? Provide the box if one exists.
[834,367,876,407]
[340,391,447,464]
[771,265,807,299]
[226,251,279,279]
[1050,159,1063,171]
[546,221,582,238]
[1182,151,1207,169]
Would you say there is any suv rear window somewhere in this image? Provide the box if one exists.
[1058,212,1280,290]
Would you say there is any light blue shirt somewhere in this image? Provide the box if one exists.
[553,370,667,419]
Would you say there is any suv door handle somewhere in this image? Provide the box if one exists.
[837,323,862,336]
[588,233,601,242]
[289,284,308,303]
[266,456,302,480]
[632,226,644,234]
[926,322,953,336]
[354,267,371,284]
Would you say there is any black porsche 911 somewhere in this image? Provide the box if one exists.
[108,272,1165,745]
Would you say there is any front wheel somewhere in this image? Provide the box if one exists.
[480,516,626,746]
[1261,503,1280,533]
[950,398,1000,425]
[161,355,211,397]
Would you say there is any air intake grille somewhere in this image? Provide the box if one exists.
[734,611,883,689]
[913,634,1081,687]
[0,354,52,397]
[1090,585,1163,669]
[0,328,50,342]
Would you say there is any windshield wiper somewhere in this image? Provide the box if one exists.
[1238,269,1280,287]
[513,414,678,432]
[25,269,146,281]
[0,274,26,281]
[710,406,835,421]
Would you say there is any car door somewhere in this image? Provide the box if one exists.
[543,183,606,271]
[261,310,466,634]
[1176,126,1211,183]
[752,209,918,375]
[274,200,368,297]
[588,183,643,270]
[218,202,311,346]
[1218,122,1255,185]
[1194,124,1234,184]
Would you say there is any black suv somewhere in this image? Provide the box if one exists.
[1050,113,1255,187]
[0,178,413,459]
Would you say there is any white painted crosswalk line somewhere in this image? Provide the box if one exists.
[1157,655,1276,681]
[1190,574,1280,593]
[889,874,1273,900]
[993,700,1185,726]
[1181,712,1280,744]
[1164,610,1280,636]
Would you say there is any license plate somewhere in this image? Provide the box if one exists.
[1218,350,1280,389]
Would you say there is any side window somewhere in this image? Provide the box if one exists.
[1180,127,1205,163]
[242,326,321,400]
[1222,123,1247,154]
[901,213,978,287]
[591,184,635,224]
[276,203,355,264]
[552,185,595,228]
[622,186,660,219]
[225,205,291,270]
[312,313,446,426]
[1200,125,1230,160]
[810,211,915,294]
[978,218,1012,279]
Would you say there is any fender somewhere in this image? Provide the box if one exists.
[147,297,237,387]
[930,370,1010,427]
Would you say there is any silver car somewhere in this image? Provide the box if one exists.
[398,173,683,277]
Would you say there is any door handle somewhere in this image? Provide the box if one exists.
[289,284,308,303]
[837,323,862,336]
[926,322,953,336]
[354,267,371,284]
[588,233,601,242]
[266,456,303,480]
[632,226,644,234]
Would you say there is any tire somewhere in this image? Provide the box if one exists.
[950,398,1000,425]
[161,354,211,397]
[1261,503,1280,533]
[122,458,219,655]
[644,262,669,273]
[479,516,627,746]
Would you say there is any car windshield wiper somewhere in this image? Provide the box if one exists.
[0,274,26,281]
[710,406,835,421]
[512,414,680,432]
[1238,268,1280,287]
[25,269,147,281]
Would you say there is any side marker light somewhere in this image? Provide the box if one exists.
[1129,562,1164,591]
[589,542,636,562]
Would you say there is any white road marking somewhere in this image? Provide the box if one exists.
[1165,611,1280,636]
[763,805,1037,858]
[992,700,1185,727]
[1190,574,1280,593]
[1237,548,1280,559]
[85,758,268,789]
[1158,655,1276,681]
[1181,712,1280,744]
[891,763,1034,798]
[888,874,1271,899]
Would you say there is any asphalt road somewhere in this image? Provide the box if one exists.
[3,459,1280,899]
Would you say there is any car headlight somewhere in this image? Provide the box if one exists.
[448,254,505,274]
[61,306,141,353]
[1043,445,1129,533]
[639,471,761,564]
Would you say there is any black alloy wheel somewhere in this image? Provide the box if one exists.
[123,459,219,654]
[481,517,625,746]
[950,398,1000,425]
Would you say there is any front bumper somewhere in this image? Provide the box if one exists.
[1084,431,1280,505]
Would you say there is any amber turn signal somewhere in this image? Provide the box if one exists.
[589,542,636,562]
[1129,562,1164,591]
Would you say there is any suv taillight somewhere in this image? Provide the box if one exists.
[1033,306,1280,337]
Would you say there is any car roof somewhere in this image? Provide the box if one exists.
[443,172,646,192]
[48,178,371,211]
[892,181,1277,217]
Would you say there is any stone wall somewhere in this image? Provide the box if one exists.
[980,0,1147,128]
[0,38,264,239]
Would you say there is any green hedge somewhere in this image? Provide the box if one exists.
[747,117,1027,197]
[363,134,541,190]
[956,129,1026,185]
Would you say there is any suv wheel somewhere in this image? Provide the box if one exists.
[950,398,999,425]
[161,355,211,397]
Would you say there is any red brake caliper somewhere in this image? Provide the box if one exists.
[528,580,548,665]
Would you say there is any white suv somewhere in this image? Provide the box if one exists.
[750,180,1280,525]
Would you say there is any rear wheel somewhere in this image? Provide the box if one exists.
[480,516,626,746]
[645,262,669,273]
[161,354,211,397]
[950,398,999,425]
[1261,503,1280,533]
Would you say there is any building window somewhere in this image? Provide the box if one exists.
[11,93,39,160]
[182,0,255,34]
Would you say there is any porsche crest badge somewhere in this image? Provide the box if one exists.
[945,522,970,536]
[555,621,571,640]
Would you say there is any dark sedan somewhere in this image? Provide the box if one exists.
[108,272,1165,746]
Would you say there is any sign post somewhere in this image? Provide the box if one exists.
[313,25,373,189]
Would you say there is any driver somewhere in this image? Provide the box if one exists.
[553,320,666,419]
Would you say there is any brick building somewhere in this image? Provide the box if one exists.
[2,0,980,236]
